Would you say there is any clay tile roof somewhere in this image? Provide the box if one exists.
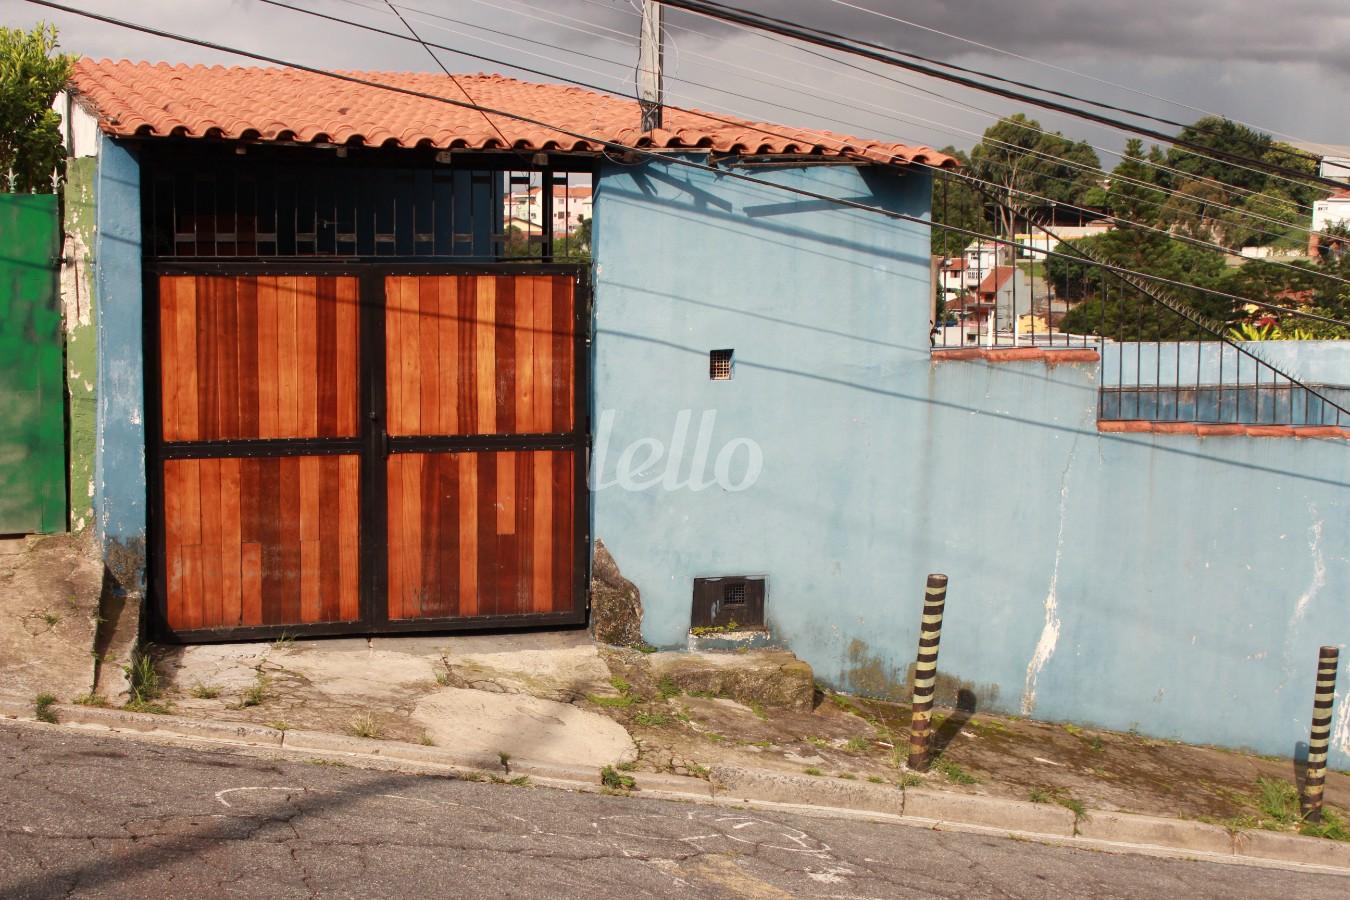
[69,59,957,168]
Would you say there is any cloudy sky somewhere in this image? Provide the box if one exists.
[8,0,1350,163]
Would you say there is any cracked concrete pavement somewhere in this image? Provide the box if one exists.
[2,720,1346,898]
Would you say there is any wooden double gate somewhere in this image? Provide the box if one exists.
[149,266,588,641]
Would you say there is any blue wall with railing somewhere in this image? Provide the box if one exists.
[593,157,1350,765]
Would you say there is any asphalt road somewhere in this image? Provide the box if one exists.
[1,721,1345,899]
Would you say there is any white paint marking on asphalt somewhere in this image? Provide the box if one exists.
[214,786,307,808]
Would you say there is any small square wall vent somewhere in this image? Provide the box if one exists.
[709,349,734,380]
[692,576,765,630]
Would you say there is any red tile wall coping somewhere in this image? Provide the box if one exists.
[1098,421,1349,440]
[931,348,1101,365]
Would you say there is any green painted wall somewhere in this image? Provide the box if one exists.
[62,156,97,532]
[0,193,66,533]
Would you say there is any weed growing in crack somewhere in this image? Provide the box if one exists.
[1302,809,1350,841]
[750,701,768,720]
[589,676,640,708]
[634,712,668,727]
[1057,795,1088,823]
[72,693,107,707]
[124,699,172,715]
[937,760,978,785]
[507,775,531,786]
[803,767,824,776]
[1029,788,1052,804]
[838,772,857,780]
[616,760,638,772]
[900,773,923,788]
[419,732,435,746]
[434,668,452,687]
[498,751,511,769]
[233,673,270,709]
[656,676,681,700]
[307,758,349,768]
[123,651,160,706]
[348,714,383,739]
[189,683,221,700]
[867,775,886,785]
[266,720,289,732]
[688,764,710,779]
[600,765,636,791]
[844,736,870,754]
[33,693,58,723]
[272,632,295,650]
[41,612,60,627]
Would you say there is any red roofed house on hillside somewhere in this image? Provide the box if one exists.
[58,58,955,645]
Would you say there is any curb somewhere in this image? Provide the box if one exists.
[3,697,1348,873]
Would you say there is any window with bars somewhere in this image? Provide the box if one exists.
[141,145,594,261]
[709,349,734,380]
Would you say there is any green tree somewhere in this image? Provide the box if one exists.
[930,147,987,258]
[968,114,1102,237]
[1,23,73,193]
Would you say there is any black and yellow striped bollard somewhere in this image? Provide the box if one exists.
[1302,645,1340,823]
[907,574,948,772]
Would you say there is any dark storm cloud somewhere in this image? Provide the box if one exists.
[5,0,1348,148]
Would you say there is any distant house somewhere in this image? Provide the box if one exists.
[938,264,1034,344]
[508,184,593,235]
[1310,188,1350,255]
[1289,141,1350,183]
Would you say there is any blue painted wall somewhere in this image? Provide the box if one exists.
[591,156,1350,766]
[93,135,146,586]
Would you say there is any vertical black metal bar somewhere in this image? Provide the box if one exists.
[542,164,555,263]
[359,268,388,630]
[142,265,169,640]
[574,265,592,624]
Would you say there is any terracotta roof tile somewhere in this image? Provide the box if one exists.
[70,59,956,167]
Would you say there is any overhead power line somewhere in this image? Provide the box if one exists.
[341,0,1329,233]
[817,0,1326,157]
[23,0,1350,329]
[653,0,1348,191]
[257,0,1350,289]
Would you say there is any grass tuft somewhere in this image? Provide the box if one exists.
[124,699,171,715]
[347,713,383,739]
[233,672,270,709]
[803,767,824,776]
[867,775,886,784]
[900,773,923,788]
[838,772,857,780]
[1029,787,1052,804]
[123,651,160,705]
[600,765,636,791]
[72,693,108,708]
[33,693,58,723]
[587,693,637,708]
[844,736,870,754]
[656,676,681,700]
[634,712,668,727]
[266,720,289,732]
[1302,809,1350,841]
[419,732,436,746]
[937,760,978,785]
[189,682,221,700]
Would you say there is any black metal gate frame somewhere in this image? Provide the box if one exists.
[144,259,592,643]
